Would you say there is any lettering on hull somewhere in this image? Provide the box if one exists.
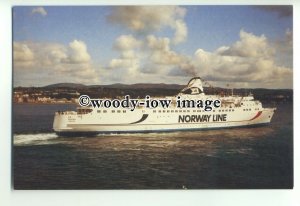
[178,114,227,123]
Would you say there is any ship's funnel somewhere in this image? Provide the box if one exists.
[181,77,204,95]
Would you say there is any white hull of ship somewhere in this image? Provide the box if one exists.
[53,107,276,135]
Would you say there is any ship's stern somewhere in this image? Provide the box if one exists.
[53,112,71,132]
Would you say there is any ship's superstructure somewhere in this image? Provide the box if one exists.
[53,77,276,135]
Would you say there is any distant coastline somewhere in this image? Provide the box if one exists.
[13,82,293,104]
[13,102,77,105]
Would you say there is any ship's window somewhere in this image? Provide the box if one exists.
[153,110,156,113]
[219,110,221,112]
[193,110,196,113]
[103,110,107,113]
[78,108,93,114]
[225,110,228,112]
[197,110,201,112]
[158,110,161,113]
[213,110,215,112]
[249,109,251,111]
[175,110,178,113]
[117,110,121,113]
[183,110,186,113]
[171,110,174,113]
[179,110,182,113]
[167,110,170,113]
[187,110,190,113]
[112,110,115,113]
[232,109,234,112]
[97,110,101,113]
[163,110,166,113]
[123,110,126,113]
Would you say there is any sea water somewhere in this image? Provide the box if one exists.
[13,103,293,189]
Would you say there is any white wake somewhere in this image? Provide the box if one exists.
[14,133,58,146]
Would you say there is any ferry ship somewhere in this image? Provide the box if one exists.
[53,77,276,136]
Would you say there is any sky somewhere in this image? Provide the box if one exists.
[13,6,293,88]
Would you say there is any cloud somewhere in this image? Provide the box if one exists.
[281,29,293,55]
[13,40,99,86]
[108,30,292,88]
[143,35,196,76]
[107,6,187,44]
[14,24,292,88]
[188,30,292,88]
[108,34,196,79]
[173,20,188,45]
[272,28,293,69]
[255,5,292,18]
[109,34,188,76]
[105,6,191,81]
[109,35,141,75]
[31,7,47,16]
[113,35,141,51]
[13,42,35,63]
[285,29,293,46]
[216,30,275,58]
[146,35,183,65]
[109,58,140,76]
[63,40,91,64]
